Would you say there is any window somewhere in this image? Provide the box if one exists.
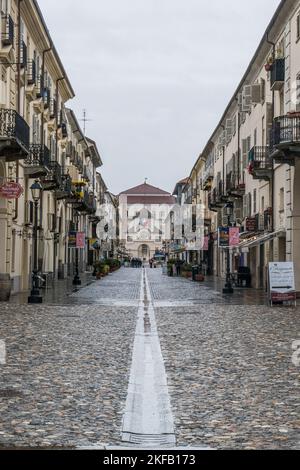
[296,73,300,112]
[297,12,300,40]
[279,188,284,212]
[253,189,257,214]
[254,128,257,146]
[261,196,265,212]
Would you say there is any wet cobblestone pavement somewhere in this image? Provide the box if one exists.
[0,303,136,448]
[0,267,299,449]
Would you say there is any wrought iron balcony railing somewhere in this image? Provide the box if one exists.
[271,115,300,147]
[1,15,14,46]
[41,161,62,190]
[21,41,27,68]
[248,146,272,180]
[24,144,50,168]
[0,108,30,158]
[27,60,36,86]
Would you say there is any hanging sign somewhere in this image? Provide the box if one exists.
[0,182,24,199]
[76,232,86,249]
[268,262,297,306]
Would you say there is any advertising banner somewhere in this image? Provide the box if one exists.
[268,262,296,306]
[218,227,229,248]
[229,227,240,247]
[68,231,77,248]
[76,232,86,249]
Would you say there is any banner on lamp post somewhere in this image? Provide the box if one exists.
[76,232,86,249]
[229,227,240,247]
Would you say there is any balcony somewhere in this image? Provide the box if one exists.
[56,175,72,200]
[202,167,214,190]
[270,114,300,164]
[0,109,30,160]
[208,188,223,212]
[27,60,36,85]
[41,161,62,191]
[248,146,273,181]
[73,190,97,214]
[0,15,14,65]
[270,58,285,91]
[24,144,50,177]
[225,172,245,197]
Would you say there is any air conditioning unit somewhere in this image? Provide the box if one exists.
[24,201,34,226]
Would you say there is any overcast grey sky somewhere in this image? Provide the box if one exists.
[41,0,280,194]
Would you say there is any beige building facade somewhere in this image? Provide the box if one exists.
[183,0,300,293]
[0,0,107,296]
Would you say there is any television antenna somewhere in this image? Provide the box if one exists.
[80,109,92,135]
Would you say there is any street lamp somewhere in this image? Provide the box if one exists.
[223,202,234,295]
[28,180,43,304]
[72,211,81,286]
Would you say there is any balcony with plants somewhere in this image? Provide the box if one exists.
[248,146,273,180]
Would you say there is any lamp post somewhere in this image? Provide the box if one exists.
[28,180,43,304]
[223,202,234,295]
[73,211,81,286]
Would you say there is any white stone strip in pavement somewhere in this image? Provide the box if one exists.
[121,268,176,447]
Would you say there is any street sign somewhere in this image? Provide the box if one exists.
[268,262,297,306]
[0,182,24,199]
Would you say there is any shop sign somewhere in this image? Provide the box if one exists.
[0,182,24,199]
[246,217,257,232]
[268,262,297,306]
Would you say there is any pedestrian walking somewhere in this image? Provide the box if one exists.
[175,259,181,277]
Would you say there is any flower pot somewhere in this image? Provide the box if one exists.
[195,274,205,282]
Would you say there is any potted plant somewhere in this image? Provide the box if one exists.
[181,263,193,278]
[265,55,273,72]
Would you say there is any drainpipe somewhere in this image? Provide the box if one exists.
[55,76,65,163]
[266,33,276,234]
[13,0,24,223]
[221,124,225,195]
[40,42,53,150]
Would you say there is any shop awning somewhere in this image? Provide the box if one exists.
[238,230,286,249]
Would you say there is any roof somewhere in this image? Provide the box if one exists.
[172,177,189,195]
[120,183,171,196]
[126,196,176,205]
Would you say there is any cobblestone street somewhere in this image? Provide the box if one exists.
[0,268,299,449]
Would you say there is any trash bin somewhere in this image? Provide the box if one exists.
[192,265,199,281]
